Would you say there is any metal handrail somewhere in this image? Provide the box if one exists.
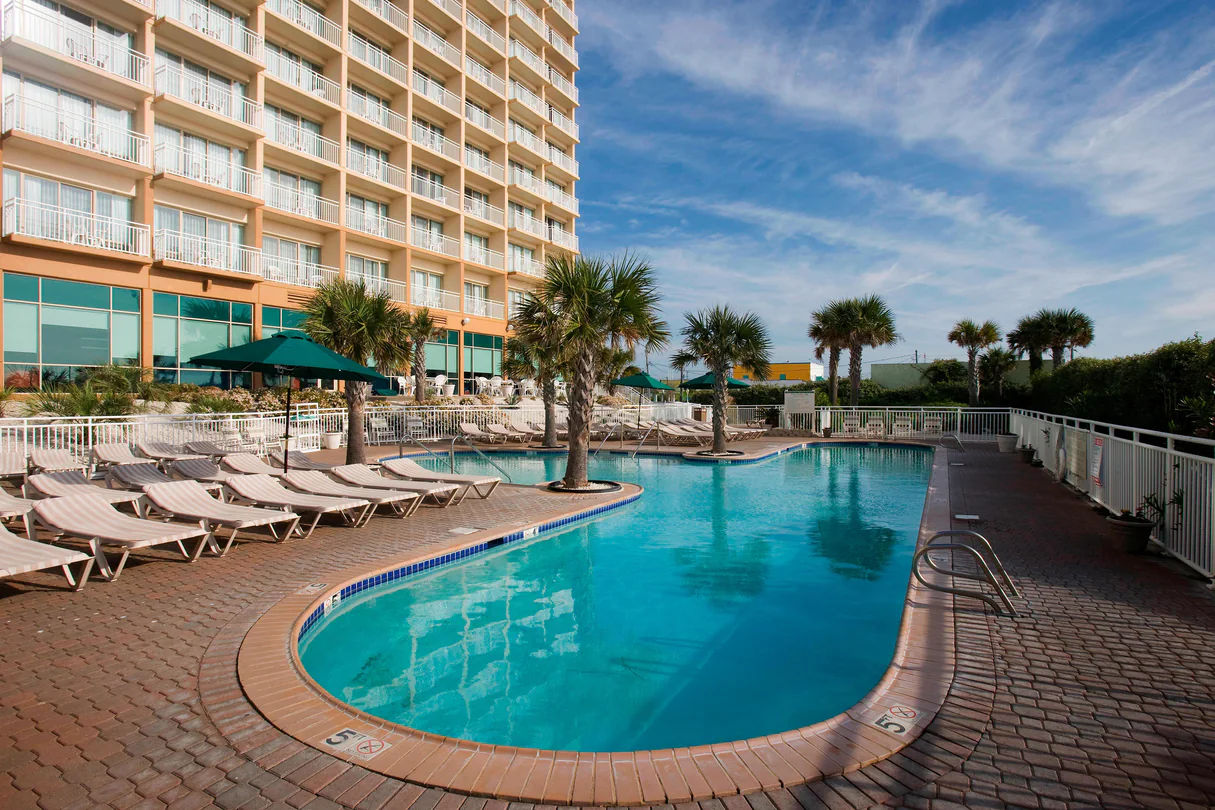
[912,534,1019,617]
[630,425,659,458]
[396,431,448,465]
[925,530,1019,597]
[939,433,966,452]
[452,434,513,484]
[593,424,619,456]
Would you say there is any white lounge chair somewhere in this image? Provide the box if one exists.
[26,472,147,512]
[136,442,204,465]
[106,463,224,497]
[0,451,28,485]
[864,416,885,437]
[0,489,37,537]
[90,443,146,471]
[459,422,504,444]
[282,471,420,521]
[221,453,287,477]
[143,481,301,556]
[0,524,95,590]
[185,440,241,458]
[169,458,243,485]
[486,424,528,443]
[330,465,461,507]
[840,413,862,436]
[223,474,370,538]
[29,449,86,475]
[32,494,211,580]
[890,416,913,438]
[922,416,944,436]
[380,457,501,500]
[268,449,338,471]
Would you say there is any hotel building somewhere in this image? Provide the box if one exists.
[0,0,578,391]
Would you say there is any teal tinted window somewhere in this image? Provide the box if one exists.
[262,307,282,328]
[4,273,38,302]
[42,306,109,366]
[153,293,179,316]
[41,278,109,310]
[3,302,38,363]
[111,313,140,365]
[282,310,307,329]
[446,330,459,345]
[112,288,141,313]
[232,302,253,324]
[153,316,178,368]
[181,296,230,321]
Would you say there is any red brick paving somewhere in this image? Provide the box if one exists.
[1,448,1213,809]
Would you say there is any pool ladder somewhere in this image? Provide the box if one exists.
[912,530,1020,617]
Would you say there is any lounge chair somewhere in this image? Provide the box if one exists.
[106,463,224,497]
[90,443,146,472]
[268,448,338,471]
[331,464,461,507]
[890,416,913,438]
[25,472,147,512]
[168,458,243,485]
[185,440,241,458]
[840,413,862,436]
[29,449,86,475]
[486,424,528,443]
[143,481,301,556]
[656,424,710,447]
[32,494,212,580]
[0,524,95,591]
[507,414,539,440]
[0,452,28,486]
[282,470,420,521]
[221,453,287,477]
[0,489,37,537]
[863,416,885,437]
[136,442,204,465]
[459,422,504,444]
[922,416,944,436]
[223,474,370,537]
[380,457,501,500]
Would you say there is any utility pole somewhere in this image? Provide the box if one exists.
[915,350,919,364]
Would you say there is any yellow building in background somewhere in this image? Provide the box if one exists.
[733,361,824,383]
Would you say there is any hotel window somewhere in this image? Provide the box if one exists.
[462,332,503,392]
[509,242,536,272]
[263,167,322,215]
[510,201,536,220]
[425,330,459,378]
[262,306,307,339]
[413,116,445,150]
[412,165,445,197]
[412,269,443,308]
[348,254,388,279]
[347,193,389,234]
[155,50,247,109]
[152,293,252,387]
[508,159,536,181]
[265,104,324,150]
[2,169,135,250]
[546,178,567,196]
[465,141,490,165]
[413,66,447,93]
[465,232,490,264]
[15,2,136,79]
[509,118,536,145]
[463,281,489,316]
[153,206,245,259]
[266,42,324,86]
[547,141,568,156]
[2,272,140,389]
[350,32,395,73]
[263,236,322,284]
[155,124,247,187]
[507,289,528,319]
[2,72,137,161]
[411,214,444,250]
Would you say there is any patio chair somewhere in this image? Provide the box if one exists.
[106,463,224,498]
[922,416,944,436]
[169,458,244,485]
[840,413,862,436]
[331,464,461,507]
[486,424,528,443]
[282,470,420,521]
[890,415,913,438]
[0,489,37,537]
[29,449,87,475]
[367,415,395,445]
[32,494,212,580]
[459,422,504,444]
[221,453,287,477]
[863,416,886,437]
[223,474,370,538]
[380,457,501,500]
[185,440,242,458]
[90,443,146,472]
[136,442,205,465]
[25,472,147,512]
[508,414,539,439]
[0,523,95,591]
[0,452,28,486]
[143,481,301,556]
[268,448,338,471]
[656,424,710,447]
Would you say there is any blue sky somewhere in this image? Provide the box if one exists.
[572,0,1215,377]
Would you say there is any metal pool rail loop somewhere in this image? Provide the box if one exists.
[451,434,513,484]
[913,531,1019,617]
[630,424,659,458]
[592,423,620,456]
[396,433,448,466]
[939,433,966,452]
[927,530,1019,597]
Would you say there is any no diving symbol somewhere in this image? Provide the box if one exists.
[355,739,385,756]
[321,728,393,761]
[890,705,918,720]
[871,705,920,737]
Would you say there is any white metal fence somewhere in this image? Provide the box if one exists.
[725,406,1011,438]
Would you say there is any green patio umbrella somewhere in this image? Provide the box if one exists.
[679,371,751,390]
[610,372,675,431]
[190,333,390,472]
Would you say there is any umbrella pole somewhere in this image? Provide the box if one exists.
[282,382,292,473]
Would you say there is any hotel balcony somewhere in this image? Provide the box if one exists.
[508,208,545,239]
[546,0,578,33]
[154,65,263,134]
[346,208,407,243]
[464,147,505,182]
[412,122,461,161]
[2,94,150,169]
[508,124,546,160]
[508,39,546,82]
[508,252,544,278]
[546,184,579,214]
[548,226,577,251]
[265,0,341,49]
[411,175,460,209]
[465,294,505,320]
[263,183,340,225]
[423,0,462,23]
[154,229,262,276]
[348,32,409,87]
[507,167,546,204]
[547,144,579,177]
[410,226,459,258]
[465,56,506,97]
[153,143,261,200]
[546,25,578,68]
[547,105,579,140]
[464,195,505,226]
[155,0,264,68]
[265,117,340,165]
[465,10,505,53]
[2,198,149,257]
[347,148,408,190]
[0,2,151,94]
[351,0,409,34]
[411,285,460,312]
[262,257,339,288]
[547,67,578,105]
[346,93,409,139]
[412,20,460,67]
[348,271,407,304]
[465,243,505,270]
[265,49,340,106]
[411,69,461,115]
[509,80,547,119]
[465,102,505,139]
[509,1,545,38]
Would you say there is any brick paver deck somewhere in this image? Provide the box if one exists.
[1,447,1213,809]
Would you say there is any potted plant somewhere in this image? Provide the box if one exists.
[996,432,1018,453]
[1106,491,1182,554]
[322,431,343,450]
[1016,445,1035,463]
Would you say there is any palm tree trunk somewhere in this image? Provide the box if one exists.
[968,350,980,407]
[413,342,427,404]
[1051,345,1064,369]
[1028,351,1042,374]
[848,344,863,407]
[345,381,369,464]
[541,376,558,448]
[711,368,728,455]
[828,347,840,406]
[562,346,597,489]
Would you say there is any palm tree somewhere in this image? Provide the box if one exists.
[980,347,1019,399]
[503,289,566,447]
[1006,314,1050,374]
[808,300,851,406]
[839,296,899,407]
[541,253,667,489]
[302,278,412,464]
[947,319,1001,406]
[672,306,772,454]
[403,308,447,404]
[1038,307,1095,366]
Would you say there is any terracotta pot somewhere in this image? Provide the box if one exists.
[1106,515,1154,554]
[996,433,1018,453]
[1017,446,1035,463]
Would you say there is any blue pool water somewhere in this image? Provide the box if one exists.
[299,446,932,751]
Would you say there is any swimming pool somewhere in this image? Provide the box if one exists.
[299,445,933,752]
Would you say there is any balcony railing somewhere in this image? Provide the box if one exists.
[262,258,338,288]
[2,94,149,166]
[266,0,341,46]
[464,295,504,320]
[411,175,459,208]
[547,105,578,139]
[465,57,506,96]
[464,147,505,182]
[546,25,577,67]
[548,226,577,251]
[154,229,261,275]
[2,198,148,256]
[510,80,546,117]
[411,227,459,257]
[266,117,340,163]
[157,0,263,61]
[346,93,408,137]
[155,65,262,130]
[546,183,578,213]
[546,0,577,32]
[154,143,260,196]
[464,243,505,270]
[547,144,579,176]
[1,1,150,86]
[465,103,505,139]
[412,20,459,66]
[508,125,545,159]
[411,70,461,114]
[348,32,408,85]
[346,271,404,303]
[428,0,462,20]
[546,66,578,104]
[263,183,339,224]
[411,286,460,311]
[265,49,339,104]
[346,208,407,242]
[509,252,544,277]
[508,165,545,196]
[465,10,504,53]
[509,38,545,77]
[464,195,504,226]
[347,147,408,189]
[351,0,408,32]
[509,0,544,36]
[508,208,545,238]
[412,122,460,161]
